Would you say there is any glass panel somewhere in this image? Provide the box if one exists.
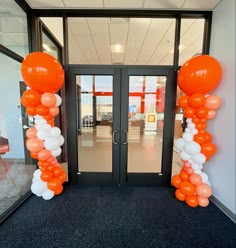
[0,0,29,57]
[179,18,205,65]
[172,86,185,176]
[68,17,175,65]
[77,75,113,172]
[0,53,35,215]
[42,31,59,59]
[128,76,166,172]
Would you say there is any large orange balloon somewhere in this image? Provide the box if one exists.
[178,55,222,95]
[21,52,64,93]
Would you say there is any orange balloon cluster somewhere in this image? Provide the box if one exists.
[21,52,66,199]
[21,90,60,126]
[172,55,223,208]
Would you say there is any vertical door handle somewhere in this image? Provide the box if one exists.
[112,130,119,144]
[122,130,128,144]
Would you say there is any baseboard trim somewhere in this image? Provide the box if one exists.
[210,195,236,223]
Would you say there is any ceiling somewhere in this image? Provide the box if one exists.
[0,0,222,65]
[25,0,222,10]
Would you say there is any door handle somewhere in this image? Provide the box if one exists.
[112,130,119,144]
[122,130,128,144]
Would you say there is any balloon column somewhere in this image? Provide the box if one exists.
[20,52,67,200]
[172,55,222,207]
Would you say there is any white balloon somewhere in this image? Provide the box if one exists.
[35,123,44,130]
[44,137,60,151]
[51,147,62,157]
[33,169,42,178]
[200,172,209,183]
[186,118,192,124]
[49,127,61,137]
[188,123,195,129]
[192,153,206,164]
[42,189,54,200]
[183,132,193,142]
[31,180,47,196]
[191,163,203,170]
[180,151,191,161]
[185,128,191,133]
[190,129,198,135]
[37,129,49,140]
[58,135,65,146]
[184,141,201,155]
[174,138,185,151]
[194,169,202,175]
[55,94,62,107]
[43,124,52,130]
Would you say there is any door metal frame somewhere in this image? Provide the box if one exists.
[66,65,177,186]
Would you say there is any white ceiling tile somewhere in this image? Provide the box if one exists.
[182,0,222,10]
[104,0,144,8]
[68,18,87,24]
[136,19,174,64]
[69,23,91,36]
[63,0,103,8]
[109,23,129,45]
[26,0,64,8]
[87,18,108,24]
[144,0,186,9]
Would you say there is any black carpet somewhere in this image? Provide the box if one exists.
[0,185,235,248]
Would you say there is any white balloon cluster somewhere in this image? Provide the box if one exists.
[31,169,54,200]
[34,116,64,158]
[174,118,210,186]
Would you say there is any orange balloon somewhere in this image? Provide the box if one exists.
[179,181,196,196]
[179,170,189,181]
[26,106,37,116]
[41,93,57,107]
[188,93,206,108]
[54,185,63,195]
[49,106,59,116]
[58,172,67,183]
[198,196,210,207]
[41,170,54,182]
[38,149,51,161]
[36,104,49,116]
[201,142,217,157]
[189,174,203,185]
[185,195,199,207]
[21,89,41,106]
[194,133,207,144]
[183,107,195,118]
[26,127,37,139]
[47,178,62,191]
[178,55,222,95]
[21,52,64,93]
[178,95,189,108]
[175,189,186,201]
[171,175,182,188]
[196,183,212,198]
[205,95,222,110]
[195,107,208,119]
[26,138,44,153]
[206,110,216,120]
[30,151,38,159]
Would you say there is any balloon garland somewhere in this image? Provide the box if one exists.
[172,55,223,207]
[20,52,66,200]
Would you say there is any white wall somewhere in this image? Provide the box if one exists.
[0,54,25,159]
[204,0,235,214]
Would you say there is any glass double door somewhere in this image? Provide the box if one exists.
[66,66,177,186]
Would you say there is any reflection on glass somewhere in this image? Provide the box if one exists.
[128,76,166,172]
[0,0,29,57]
[172,86,184,176]
[42,32,59,59]
[0,54,35,216]
[77,75,113,172]
[179,18,205,65]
